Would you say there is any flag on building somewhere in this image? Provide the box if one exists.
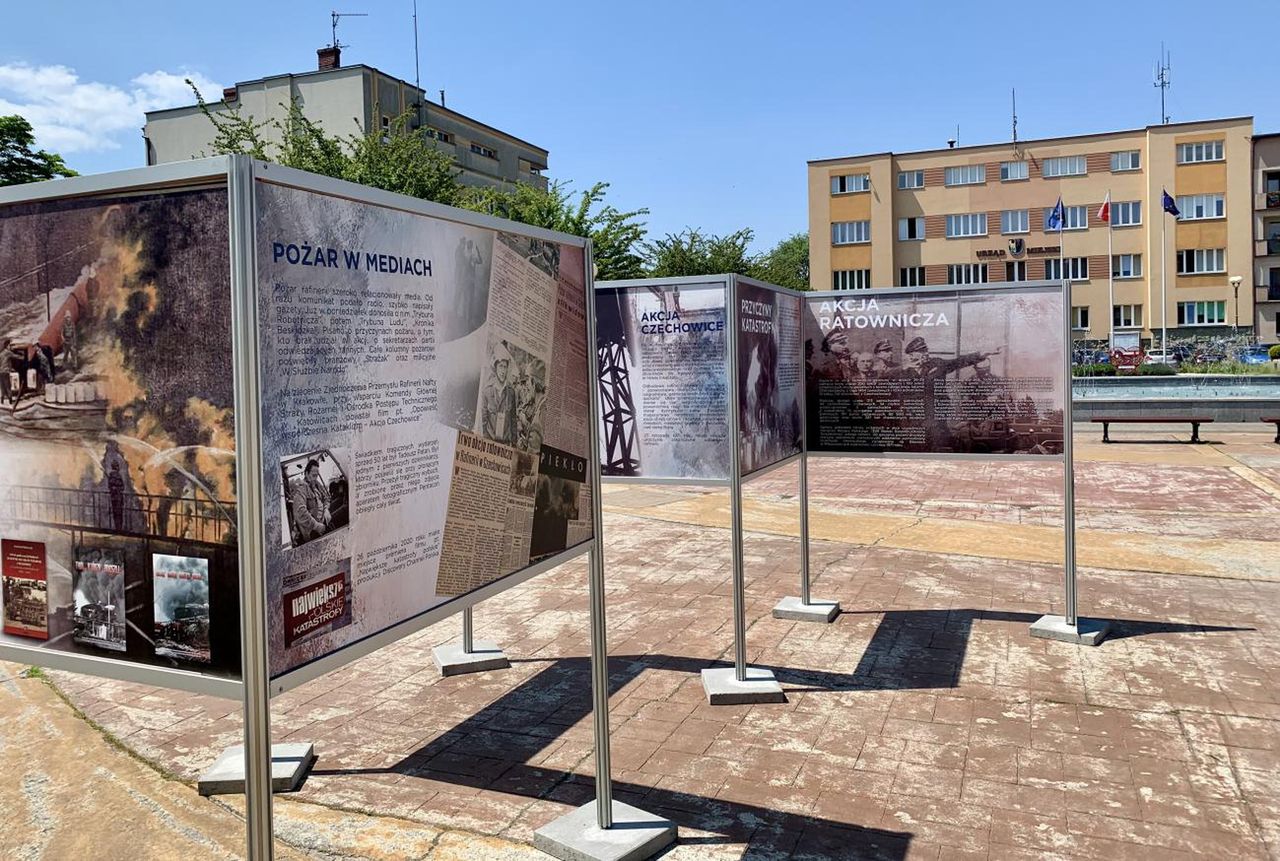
[1097,192,1111,223]
[1046,197,1065,232]
[1161,189,1180,217]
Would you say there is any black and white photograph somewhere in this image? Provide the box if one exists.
[72,546,126,652]
[279,449,351,549]
[151,553,211,665]
[479,339,547,454]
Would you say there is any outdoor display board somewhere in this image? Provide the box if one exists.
[737,280,802,475]
[256,180,593,679]
[595,278,730,480]
[803,282,1065,456]
[0,157,597,694]
[0,185,242,681]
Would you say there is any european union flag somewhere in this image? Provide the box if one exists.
[1046,197,1064,232]
[1162,190,1180,217]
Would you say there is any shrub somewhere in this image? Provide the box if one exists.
[1270,345,1280,360]
[1137,363,1177,376]
[1073,363,1116,377]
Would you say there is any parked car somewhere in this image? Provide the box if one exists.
[1143,351,1178,366]
[1236,345,1272,365]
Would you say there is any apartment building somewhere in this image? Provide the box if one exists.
[808,117,1255,345]
[144,47,549,191]
[1254,133,1280,342]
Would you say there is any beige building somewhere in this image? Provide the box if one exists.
[1253,132,1280,342]
[808,117,1256,345]
[144,47,549,191]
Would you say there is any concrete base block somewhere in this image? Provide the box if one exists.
[1030,614,1111,646]
[700,666,786,705]
[197,743,316,796]
[772,595,840,623]
[432,641,510,676]
[534,799,676,861]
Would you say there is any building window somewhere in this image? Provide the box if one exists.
[1045,256,1089,282]
[899,266,926,287]
[1072,306,1090,331]
[947,263,988,284]
[1176,248,1225,274]
[1000,161,1028,181]
[1176,140,1224,164]
[898,217,925,241]
[944,164,985,186]
[1001,209,1029,234]
[831,173,871,194]
[429,128,454,144]
[945,213,987,238]
[471,142,498,159]
[1111,201,1142,226]
[1176,193,1225,221]
[1005,261,1027,282]
[1113,304,1143,328]
[832,220,871,245]
[1042,155,1087,177]
[1112,254,1143,278]
[1110,150,1141,172]
[833,269,872,290]
[1177,300,1226,325]
[1044,204,1088,231]
[898,170,925,189]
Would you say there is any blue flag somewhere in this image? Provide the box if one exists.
[1046,196,1064,232]
[1162,189,1180,217]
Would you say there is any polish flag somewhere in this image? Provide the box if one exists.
[1097,192,1111,223]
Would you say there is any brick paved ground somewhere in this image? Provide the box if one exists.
[46,424,1280,859]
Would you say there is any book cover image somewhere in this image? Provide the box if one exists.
[72,547,127,652]
[2,539,49,640]
[152,554,211,664]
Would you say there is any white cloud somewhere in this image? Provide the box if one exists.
[0,63,223,154]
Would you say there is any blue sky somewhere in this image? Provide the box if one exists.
[2,0,1275,251]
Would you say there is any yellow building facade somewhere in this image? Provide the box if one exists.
[808,117,1256,344]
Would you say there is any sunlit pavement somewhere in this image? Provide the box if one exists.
[16,423,1280,859]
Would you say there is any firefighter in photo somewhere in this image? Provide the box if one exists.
[292,458,332,541]
[892,337,1002,450]
[60,312,78,371]
[871,339,898,374]
[481,342,517,445]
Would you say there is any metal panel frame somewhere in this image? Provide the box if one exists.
[726,275,747,681]
[0,156,244,701]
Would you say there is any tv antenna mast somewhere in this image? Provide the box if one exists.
[1011,88,1019,145]
[1154,43,1171,124]
[331,10,368,49]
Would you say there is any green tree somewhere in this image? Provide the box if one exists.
[641,228,756,277]
[752,232,809,290]
[0,115,78,186]
[460,181,648,280]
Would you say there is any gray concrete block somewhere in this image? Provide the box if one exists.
[432,641,510,677]
[1029,614,1110,646]
[700,666,786,705]
[533,800,676,861]
[197,743,316,796]
[772,596,840,623]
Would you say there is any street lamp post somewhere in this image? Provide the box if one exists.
[1229,275,1243,334]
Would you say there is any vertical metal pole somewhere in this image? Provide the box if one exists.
[727,277,747,682]
[797,291,812,606]
[1161,212,1168,353]
[1061,279,1078,628]
[583,242,613,830]
[461,606,474,654]
[1107,194,1114,350]
[228,155,274,860]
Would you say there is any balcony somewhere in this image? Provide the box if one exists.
[1257,191,1280,210]
[1260,285,1280,302]
[1258,237,1280,257]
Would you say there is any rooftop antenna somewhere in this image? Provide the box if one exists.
[1011,88,1018,144]
[412,0,421,91]
[331,10,368,49]
[1154,43,1171,124]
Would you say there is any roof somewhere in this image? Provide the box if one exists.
[808,116,1255,165]
[144,62,547,156]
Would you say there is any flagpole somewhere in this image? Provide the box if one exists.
[1107,191,1114,349]
[1161,206,1168,353]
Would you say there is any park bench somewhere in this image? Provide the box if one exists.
[1091,416,1213,444]
[1263,417,1280,444]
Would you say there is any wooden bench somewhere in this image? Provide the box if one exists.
[1263,417,1280,444]
[1091,416,1214,444]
